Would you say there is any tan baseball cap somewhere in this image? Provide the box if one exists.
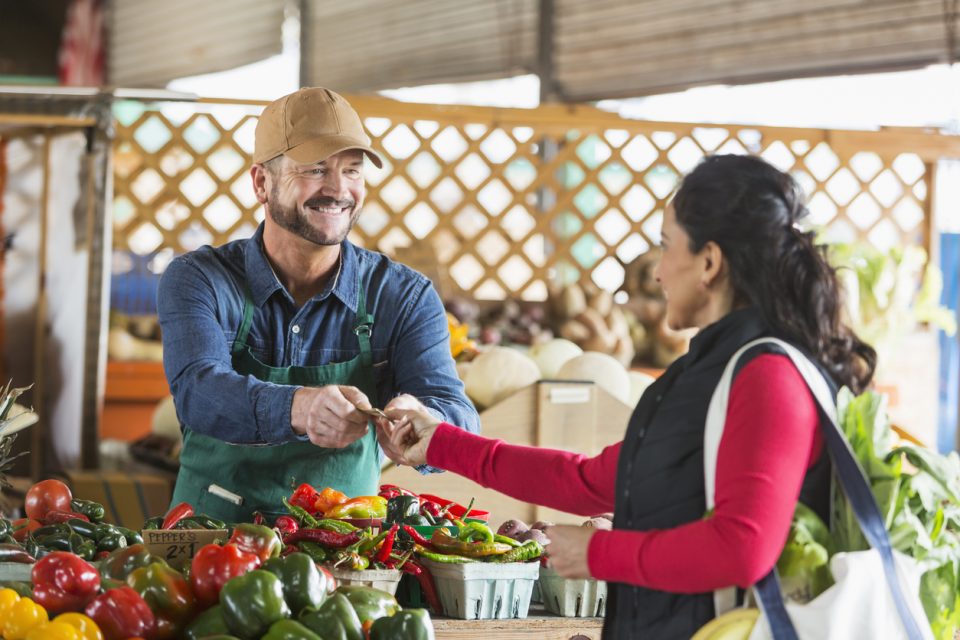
[253,87,383,168]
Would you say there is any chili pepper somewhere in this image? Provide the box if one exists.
[314,487,349,515]
[160,503,194,530]
[98,544,158,583]
[262,552,327,616]
[65,519,99,540]
[429,529,511,558]
[262,619,323,640]
[2,596,49,639]
[299,592,363,640]
[113,526,143,546]
[416,547,479,564]
[273,515,299,536]
[252,511,266,526]
[94,533,127,554]
[378,483,417,498]
[419,500,442,518]
[52,612,104,640]
[31,552,101,614]
[369,608,434,640]
[219,569,291,640]
[183,604,230,640]
[296,541,328,563]
[402,560,443,614]
[289,483,322,514]
[0,582,33,598]
[323,496,387,520]
[43,511,89,525]
[173,517,205,530]
[190,543,261,608]
[314,519,358,534]
[332,550,370,571]
[84,586,156,640]
[494,534,522,547]
[281,497,319,528]
[401,524,432,547]
[126,562,196,639]
[70,500,105,523]
[376,524,399,564]
[493,539,544,563]
[141,516,163,530]
[0,544,35,564]
[283,528,362,549]
[190,514,227,530]
[457,521,494,544]
[227,523,282,562]
[74,540,96,562]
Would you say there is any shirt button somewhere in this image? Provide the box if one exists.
[291,325,301,334]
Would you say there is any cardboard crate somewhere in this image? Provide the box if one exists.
[67,471,172,530]
[142,528,228,569]
[380,380,633,525]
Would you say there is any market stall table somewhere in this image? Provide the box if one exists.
[433,609,603,639]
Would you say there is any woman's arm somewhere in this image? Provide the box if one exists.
[587,354,823,591]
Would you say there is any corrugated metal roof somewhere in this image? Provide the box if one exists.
[108,0,285,88]
[302,0,537,91]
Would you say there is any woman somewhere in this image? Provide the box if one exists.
[376,154,876,638]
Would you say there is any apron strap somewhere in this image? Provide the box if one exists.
[353,268,374,368]
[231,287,256,356]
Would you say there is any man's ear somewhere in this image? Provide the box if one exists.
[701,240,725,288]
[251,164,269,205]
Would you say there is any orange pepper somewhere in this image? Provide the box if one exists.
[314,487,349,515]
[323,496,387,520]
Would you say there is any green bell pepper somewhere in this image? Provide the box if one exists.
[386,495,420,524]
[262,619,324,640]
[337,585,400,626]
[184,603,231,640]
[126,561,197,639]
[370,609,436,640]
[100,543,162,582]
[262,552,328,616]
[220,569,291,640]
[299,592,363,640]
[227,523,282,562]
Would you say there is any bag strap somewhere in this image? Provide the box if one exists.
[703,337,925,640]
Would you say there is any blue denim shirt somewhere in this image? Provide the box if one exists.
[157,224,480,452]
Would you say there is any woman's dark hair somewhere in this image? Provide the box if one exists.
[672,154,876,393]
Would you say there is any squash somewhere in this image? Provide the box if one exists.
[463,346,541,409]
[557,352,631,404]
[528,338,583,379]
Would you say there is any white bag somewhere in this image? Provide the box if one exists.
[704,338,933,640]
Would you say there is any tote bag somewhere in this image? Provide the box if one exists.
[703,338,932,640]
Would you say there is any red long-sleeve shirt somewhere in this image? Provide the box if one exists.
[426,353,824,592]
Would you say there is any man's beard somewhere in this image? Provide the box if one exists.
[267,184,360,246]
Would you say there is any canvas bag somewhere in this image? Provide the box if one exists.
[704,337,933,640]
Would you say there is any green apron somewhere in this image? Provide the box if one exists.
[171,271,380,523]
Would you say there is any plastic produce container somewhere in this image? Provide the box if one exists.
[538,566,607,617]
[421,558,539,620]
[329,567,402,596]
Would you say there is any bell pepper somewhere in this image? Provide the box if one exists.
[261,552,327,616]
[262,619,323,640]
[53,612,104,640]
[289,483,322,514]
[31,551,101,614]
[378,484,417,500]
[314,487,349,515]
[298,592,363,640]
[0,587,22,616]
[369,608,435,640]
[385,496,420,524]
[227,523,282,562]
[11,518,42,542]
[191,543,261,608]
[25,619,80,640]
[184,604,230,640]
[98,544,160,583]
[2,596,49,640]
[84,587,155,640]
[126,562,195,639]
[336,585,400,626]
[322,496,387,520]
[161,502,194,530]
[219,569,290,640]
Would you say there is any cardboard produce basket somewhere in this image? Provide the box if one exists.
[422,558,539,620]
[329,567,401,596]
[538,566,607,617]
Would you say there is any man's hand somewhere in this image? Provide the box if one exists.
[291,385,371,447]
[543,525,595,579]
[376,405,442,467]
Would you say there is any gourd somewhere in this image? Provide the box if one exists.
[528,338,583,379]
[556,352,631,404]
[463,346,540,409]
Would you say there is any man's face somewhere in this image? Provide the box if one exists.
[262,150,366,246]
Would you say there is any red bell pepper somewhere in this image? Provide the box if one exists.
[289,483,322,514]
[84,586,156,640]
[31,551,101,614]
[126,561,196,639]
[228,523,283,562]
[191,542,262,607]
[160,502,194,529]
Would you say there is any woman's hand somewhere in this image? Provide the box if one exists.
[375,404,442,467]
[544,525,596,579]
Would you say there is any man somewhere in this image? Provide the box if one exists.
[157,87,479,521]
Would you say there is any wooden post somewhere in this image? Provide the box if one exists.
[31,133,51,478]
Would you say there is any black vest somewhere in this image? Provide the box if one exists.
[604,308,831,639]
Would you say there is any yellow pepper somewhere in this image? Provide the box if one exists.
[2,597,49,640]
[0,588,21,618]
[25,620,80,640]
[323,496,388,519]
[54,613,104,640]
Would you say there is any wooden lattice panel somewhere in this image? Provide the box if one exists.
[112,98,945,301]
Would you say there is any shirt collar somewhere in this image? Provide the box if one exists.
[242,224,360,312]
